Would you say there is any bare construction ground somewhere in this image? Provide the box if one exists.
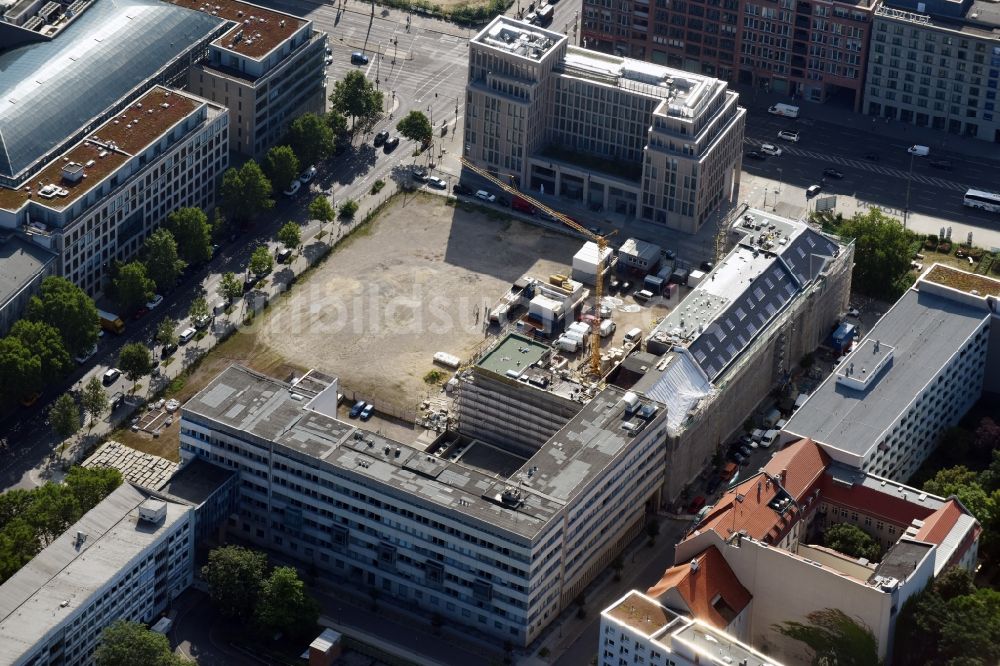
[257,194,586,412]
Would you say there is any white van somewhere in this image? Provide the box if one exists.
[623,327,643,346]
[599,319,616,337]
[760,429,779,448]
[634,289,654,303]
[178,327,197,344]
[907,145,929,156]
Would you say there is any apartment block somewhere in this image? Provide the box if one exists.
[464,16,745,234]
[581,0,874,110]
[180,362,668,646]
[864,0,1000,141]
[599,591,781,666]
[783,264,996,481]
[0,484,194,666]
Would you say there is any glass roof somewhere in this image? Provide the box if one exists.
[0,0,225,179]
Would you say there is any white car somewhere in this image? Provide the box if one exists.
[475,190,496,203]
[74,344,98,365]
[146,294,164,310]
[299,166,317,184]
[178,327,197,344]
[760,143,782,156]
[283,180,301,197]
[426,176,447,189]
[847,307,861,318]
[777,130,800,142]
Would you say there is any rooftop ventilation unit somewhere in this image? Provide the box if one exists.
[138,499,167,525]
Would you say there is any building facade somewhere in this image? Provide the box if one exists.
[0,484,194,666]
[465,16,745,234]
[180,362,668,646]
[580,0,874,110]
[864,0,1000,141]
[0,235,56,334]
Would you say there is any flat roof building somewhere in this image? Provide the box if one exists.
[464,16,746,235]
[0,484,194,666]
[0,234,56,334]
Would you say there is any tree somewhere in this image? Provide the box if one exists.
[308,195,335,233]
[288,112,334,166]
[338,199,358,220]
[397,110,433,147]
[263,145,300,193]
[81,376,109,430]
[220,161,274,225]
[26,276,99,357]
[823,523,881,561]
[26,483,80,546]
[0,336,42,402]
[248,245,273,278]
[326,110,349,148]
[0,518,41,583]
[837,209,913,299]
[166,207,213,266]
[923,465,994,522]
[974,417,1000,459]
[118,343,152,395]
[774,608,880,666]
[328,70,384,131]
[50,393,81,444]
[201,545,267,621]
[219,272,242,303]
[95,620,184,666]
[143,228,185,293]
[155,317,178,347]
[10,319,72,379]
[64,466,122,512]
[255,566,319,639]
[277,222,301,250]
[114,262,155,314]
[188,296,209,323]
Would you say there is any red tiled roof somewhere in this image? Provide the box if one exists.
[647,547,751,630]
[914,500,964,544]
[764,437,829,501]
[818,476,936,527]
[694,472,800,544]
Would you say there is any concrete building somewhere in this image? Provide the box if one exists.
[783,264,997,481]
[0,235,56,334]
[180,362,667,646]
[0,484,194,666]
[599,591,781,666]
[864,0,1000,141]
[649,437,981,663]
[580,0,874,111]
[464,16,746,234]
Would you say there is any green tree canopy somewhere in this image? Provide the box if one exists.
[837,208,914,299]
[118,343,153,394]
[81,375,109,430]
[248,246,273,278]
[823,523,881,561]
[328,70,384,131]
[65,466,122,513]
[114,262,155,314]
[277,222,301,250]
[263,145,300,193]
[255,566,320,639]
[0,336,42,402]
[326,110,349,146]
[308,195,335,227]
[26,276,99,357]
[288,112,334,166]
[220,161,274,224]
[143,228,185,293]
[923,465,994,523]
[0,518,41,583]
[396,110,433,146]
[774,608,880,666]
[219,272,242,303]
[50,393,81,441]
[155,317,178,347]
[202,545,268,621]
[166,207,213,266]
[95,620,185,666]
[26,482,81,546]
[188,297,209,323]
[10,319,71,379]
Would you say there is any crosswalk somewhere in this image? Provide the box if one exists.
[743,137,969,192]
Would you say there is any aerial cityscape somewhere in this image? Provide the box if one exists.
[0,0,998,662]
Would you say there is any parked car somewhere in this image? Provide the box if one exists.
[847,307,861,317]
[349,400,367,418]
[110,391,125,410]
[360,403,375,421]
[426,176,447,189]
[777,129,800,142]
[350,51,369,65]
[161,342,178,358]
[383,136,399,151]
[700,260,714,272]
[822,168,844,179]
[132,307,149,320]
[282,180,301,197]
[194,313,212,330]
[728,450,746,464]
[806,184,822,197]
[102,368,122,386]
[706,476,723,494]
[299,165,317,184]
[374,131,389,147]
[178,327,197,344]
[737,444,753,458]
[146,294,164,310]
[411,166,428,182]
[276,248,293,264]
[74,344,98,365]
[745,150,766,161]
[453,183,472,195]
[686,496,706,514]
[760,143,782,156]
[476,190,496,203]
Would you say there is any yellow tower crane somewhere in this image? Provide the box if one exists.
[459,158,614,379]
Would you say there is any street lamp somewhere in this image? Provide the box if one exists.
[903,151,915,230]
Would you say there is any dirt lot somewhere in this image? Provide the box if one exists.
[257,194,586,412]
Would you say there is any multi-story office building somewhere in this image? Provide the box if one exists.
[0,484,194,666]
[180,361,667,646]
[863,0,1000,141]
[580,0,874,110]
[0,86,228,298]
[599,591,781,666]
[783,264,997,480]
[0,235,56,334]
[464,16,745,234]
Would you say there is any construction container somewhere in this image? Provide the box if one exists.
[433,352,461,369]
[569,321,591,335]
[664,282,679,300]
[555,336,578,352]
[670,267,690,285]
[688,270,706,288]
[564,330,586,345]
[549,273,569,286]
[643,275,665,294]
[599,319,616,337]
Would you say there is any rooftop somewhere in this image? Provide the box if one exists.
[0,235,56,309]
[159,457,235,505]
[472,17,565,62]
[81,441,179,490]
[783,287,989,461]
[868,539,933,586]
[695,471,800,545]
[0,87,202,213]
[647,547,752,629]
[476,333,552,378]
[183,365,664,540]
[169,0,305,59]
[923,264,1000,298]
[0,0,224,179]
[605,590,680,636]
[0,484,190,664]
[877,0,1000,38]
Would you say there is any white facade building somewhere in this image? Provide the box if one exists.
[0,484,194,666]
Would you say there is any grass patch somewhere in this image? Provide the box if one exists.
[423,369,446,384]
[109,425,182,463]
[195,330,208,341]
[163,356,175,367]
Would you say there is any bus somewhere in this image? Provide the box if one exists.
[963,189,1000,213]
[536,4,553,25]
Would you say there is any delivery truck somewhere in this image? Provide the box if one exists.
[97,309,125,335]
[767,103,800,118]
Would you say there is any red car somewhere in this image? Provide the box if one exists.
[132,307,149,320]
[687,496,706,514]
